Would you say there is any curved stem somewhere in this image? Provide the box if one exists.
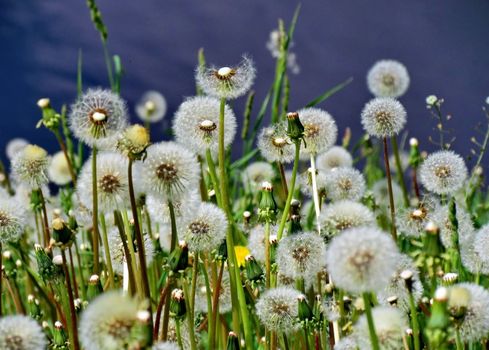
[383,137,398,241]
[277,140,301,241]
[91,146,100,274]
[54,130,77,185]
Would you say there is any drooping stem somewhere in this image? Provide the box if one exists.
[277,140,301,241]
[61,248,80,350]
[128,159,153,330]
[363,293,380,350]
[383,137,398,241]
[91,146,100,274]
[309,154,322,234]
[391,136,409,207]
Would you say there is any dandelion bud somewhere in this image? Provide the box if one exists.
[28,294,43,320]
[297,294,313,322]
[52,255,63,266]
[53,320,69,348]
[245,255,264,283]
[423,221,443,257]
[442,272,458,286]
[387,295,398,306]
[170,289,186,319]
[286,111,305,142]
[217,240,228,261]
[37,98,51,109]
[52,217,73,246]
[426,95,438,106]
[243,210,251,225]
[87,274,103,301]
[35,245,60,283]
[167,241,189,273]
[133,310,153,348]
[2,250,16,277]
[226,331,240,350]
[258,182,277,223]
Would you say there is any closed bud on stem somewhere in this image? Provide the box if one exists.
[87,274,103,301]
[36,97,60,131]
[52,217,74,246]
[297,294,313,322]
[400,269,414,293]
[170,289,186,319]
[226,331,240,350]
[34,244,60,283]
[286,111,305,142]
[258,182,277,223]
[132,310,153,348]
[442,272,458,286]
[423,221,444,257]
[409,137,422,168]
[167,240,189,273]
[53,320,69,349]
[117,124,151,160]
[245,255,264,283]
[27,294,43,320]
[427,287,450,334]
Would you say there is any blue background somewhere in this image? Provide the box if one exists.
[1,0,489,165]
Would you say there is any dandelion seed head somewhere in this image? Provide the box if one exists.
[11,144,49,189]
[326,167,366,202]
[0,315,47,350]
[6,138,28,160]
[196,55,256,99]
[142,142,200,201]
[69,88,128,147]
[326,227,399,293]
[367,60,410,98]
[448,283,489,342]
[77,152,129,213]
[48,151,72,185]
[257,122,295,163]
[255,287,302,333]
[355,306,408,350]
[195,267,232,314]
[299,168,328,198]
[372,179,404,212]
[361,97,407,138]
[333,336,358,350]
[319,200,375,239]
[297,107,338,156]
[431,204,474,249]
[397,198,438,238]
[241,161,275,192]
[173,96,236,156]
[135,90,167,123]
[79,292,142,350]
[316,146,353,172]
[419,150,467,195]
[180,202,227,252]
[152,342,180,350]
[276,232,326,281]
[378,254,423,312]
[146,190,200,225]
[474,224,489,267]
[0,199,25,244]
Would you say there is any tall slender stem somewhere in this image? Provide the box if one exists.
[205,149,222,207]
[114,210,136,295]
[38,188,51,247]
[408,292,420,350]
[383,137,398,241]
[61,248,80,350]
[128,159,153,331]
[153,278,170,341]
[68,248,79,299]
[277,140,301,241]
[309,154,322,234]
[99,214,115,288]
[265,221,271,288]
[363,293,380,350]
[54,130,77,185]
[182,277,198,350]
[391,136,409,207]
[91,147,100,274]
[277,161,288,198]
[210,262,224,350]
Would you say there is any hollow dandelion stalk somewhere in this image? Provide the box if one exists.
[309,154,322,234]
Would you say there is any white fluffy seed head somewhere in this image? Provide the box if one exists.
[180,202,227,252]
[297,107,338,156]
[48,151,72,185]
[0,315,47,350]
[77,152,129,213]
[241,161,275,192]
[396,198,437,238]
[194,267,232,314]
[108,228,154,275]
[419,150,468,195]
[361,97,407,138]
[316,146,353,172]
[276,232,326,281]
[247,224,279,262]
[257,122,294,163]
[0,199,26,244]
[135,90,167,123]
[431,203,474,250]
[367,60,410,98]
[447,283,489,342]
[11,144,50,189]
[6,138,28,160]
[355,306,408,350]
[333,336,358,350]
[151,342,180,350]
[196,55,256,99]
[172,96,236,157]
[326,227,399,293]
[474,224,489,266]
[142,141,200,201]
[69,88,128,147]
[299,168,328,198]
[255,287,303,333]
[326,167,366,202]
[79,292,141,350]
[319,200,375,239]
[146,190,200,224]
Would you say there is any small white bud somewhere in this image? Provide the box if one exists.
[409,137,418,147]
[37,98,50,109]
[52,255,63,265]
[426,95,438,105]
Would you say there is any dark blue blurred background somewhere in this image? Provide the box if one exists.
[1,0,489,166]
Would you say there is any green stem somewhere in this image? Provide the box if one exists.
[205,148,222,207]
[114,210,136,295]
[91,146,100,274]
[455,327,464,350]
[277,140,301,241]
[383,137,398,241]
[309,154,322,234]
[408,292,421,350]
[363,293,380,350]
[99,214,115,288]
[210,262,224,350]
[102,41,114,90]
[175,318,184,350]
[182,278,198,350]
[61,248,80,350]
[265,221,271,289]
[391,136,409,207]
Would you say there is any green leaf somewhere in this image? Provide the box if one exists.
[230,149,259,171]
[305,77,353,108]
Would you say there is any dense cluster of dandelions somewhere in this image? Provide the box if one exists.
[2,17,489,350]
